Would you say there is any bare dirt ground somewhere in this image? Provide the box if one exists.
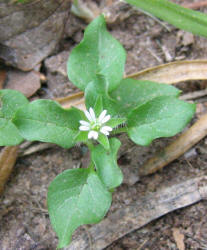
[0,1,207,249]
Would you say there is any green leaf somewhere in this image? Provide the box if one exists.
[67,14,126,91]
[125,0,207,38]
[97,133,110,151]
[47,168,112,248]
[127,96,196,146]
[110,79,180,115]
[91,138,123,189]
[93,95,103,116]
[85,74,107,104]
[85,76,118,116]
[74,131,88,143]
[0,89,29,119]
[13,100,83,148]
[0,89,29,145]
[106,118,126,128]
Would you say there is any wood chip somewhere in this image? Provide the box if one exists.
[65,177,207,250]
[172,228,185,250]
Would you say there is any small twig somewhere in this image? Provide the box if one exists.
[180,88,207,101]
[30,207,48,214]
[136,8,171,32]
[147,48,163,63]
[65,177,207,250]
[82,225,93,250]
[139,113,207,176]
[156,40,173,62]
[19,142,54,157]
[137,239,149,250]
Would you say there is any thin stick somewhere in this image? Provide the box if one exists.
[180,88,207,101]
[66,177,207,250]
[136,8,171,31]
[139,113,207,176]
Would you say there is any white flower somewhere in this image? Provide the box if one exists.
[79,107,112,140]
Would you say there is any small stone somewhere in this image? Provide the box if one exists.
[122,166,140,186]
[182,32,194,46]
[5,70,41,97]
[0,0,71,71]
[45,51,69,77]
[184,148,197,159]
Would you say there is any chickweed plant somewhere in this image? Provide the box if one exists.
[0,15,195,248]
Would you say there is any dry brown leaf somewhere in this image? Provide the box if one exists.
[55,91,85,110]
[0,146,19,194]
[139,113,207,176]
[126,60,207,84]
[55,60,207,109]
[172,228,185,250]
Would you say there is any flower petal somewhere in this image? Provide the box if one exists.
[100,126,112,136]
[79,126,90,131]
[100,130,109,136]
[84,110,93,122]
[89,107,96,121]
[101,126,113,132]
[98,110,107,122]
[88,130,99,140]
[79,120,90,126]
[101,114,111,123]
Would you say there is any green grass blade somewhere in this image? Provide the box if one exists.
[125,0,207,37]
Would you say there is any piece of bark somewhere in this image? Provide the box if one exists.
[172,228,185,250]
[139,114,207,176]
[0,146,19,194]
[65,177,207,250]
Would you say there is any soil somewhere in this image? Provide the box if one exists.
[1,1,207,249]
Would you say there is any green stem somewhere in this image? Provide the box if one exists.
[86,140,94,151]
[88,161,95,172]
[86,141,95,172]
